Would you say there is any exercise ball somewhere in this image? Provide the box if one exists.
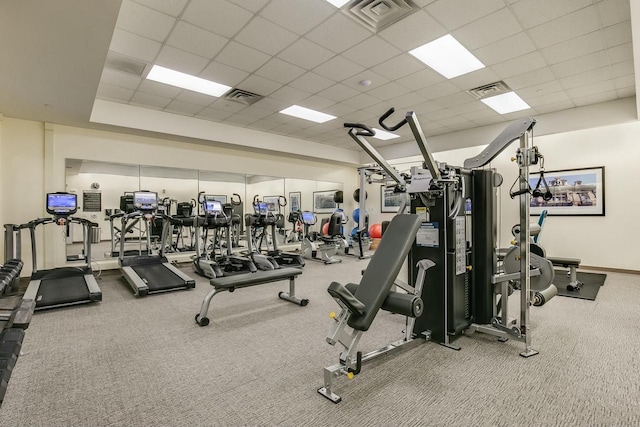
[353,208,368,223]
[322,222,329,235]
[351,227,358,237]
[353,189,368,202]
[370,223,382,238]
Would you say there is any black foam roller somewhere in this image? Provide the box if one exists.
[345,283,423,318]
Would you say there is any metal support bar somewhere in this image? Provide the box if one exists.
[405,111,441,180]
[348,129,406,187]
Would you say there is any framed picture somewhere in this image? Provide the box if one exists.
[529,166,605,216]
[263,196,280,212]
[207,195,227,204]
[313,190,338,214]
[289,192,301,212]
[381,185,408,213]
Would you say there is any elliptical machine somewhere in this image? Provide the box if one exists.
[301,211,342,264]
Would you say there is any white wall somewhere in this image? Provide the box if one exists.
[373,121,640,271]
[0,119,357,272]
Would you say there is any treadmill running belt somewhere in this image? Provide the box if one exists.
[37,276,90,308]
[131,263,186,292]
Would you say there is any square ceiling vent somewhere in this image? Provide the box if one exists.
[104,51,148,76]
[223,88,263,105]
[466,81,512,100]
[344,0,418,32]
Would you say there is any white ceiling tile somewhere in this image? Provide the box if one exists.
[255,58,306,85]
[132,0,188,16]
[164,100,204,115]
[504,67,556,89]
[313,56,365,82]
[235,16,298,56]
[250,96,290,112]
[342,110,377,123]
[395,69,444,91]
[100,68,143,90]
[298,95,335,111]
[155,45,210,75]
[342,93,382,109]
[417,81,460,100]
[318,84,361,103]
[269,85,312,104]
[239,105,272,120]
[227,0,269,13]
[305,13,372,54]
[174,90,216,106]
[236,74,282,96]
[277,38,335,70]
[342,71,391,93]
[378,10,446,51]
[510,0,593,29]
[560,67,612,89]
[196,108,233,121]
[371,54,425,81]
[550,51,609,79]
[473,32,536,66]
[516,81,564,99]
[425,0,505,30]
[462,107,499,121]
[342,36,402,69]
[566,80,616,98]
[325,103,357,117]
[596,0,631,27]
[289,72,335,94]
[367,82,411,101]
[167,22,227,59]
[224,114,257,126]
[215,41,271,73]
[432,92,475,108]
[109,29,162,63]
[501,109,537,121]
[450,68,502,91]
[96,83,134,103]
[259,0,334,35]
[182,0,253,38]
[437,116,473,128]
[387,92,428,109]
[471,116,505,126]
[572,90,619,107]
[209,98,247,113]
[265,112,295,125]
[611,60,634,78]
[607,43,633,64]
[131,91,172,109]
[602,20,632,48]
[526,7,600,48]
[447,100,491,115]
[138,79,182,98]
[200,62,249,87]
[617,87,635,98]
[452,8,522,50]
[247,119,281,131]
[490,52,547,79]
[414,100,453,114]
[614,74,634,89]
[539,31,605,64]
[116,0,175,42]
[524,90,570,107]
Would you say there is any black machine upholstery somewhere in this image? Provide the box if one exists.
[210,267,302,290]
[547,257,581,267]
[327,214,421,331]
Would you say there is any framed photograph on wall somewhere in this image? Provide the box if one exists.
[289,192,301,212]
[208,195,227,204]
[313,190,337,214]
[529,166,605,216]
[380,186,408,213]
[263,196,280,212]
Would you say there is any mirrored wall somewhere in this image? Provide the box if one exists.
[65,159,344,260]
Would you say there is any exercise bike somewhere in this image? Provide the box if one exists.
[300,211,342,264]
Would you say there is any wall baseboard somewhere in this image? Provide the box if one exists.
[580,265,640,275]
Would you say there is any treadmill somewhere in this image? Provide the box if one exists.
[119,191,196,297]
[17,192,102,310]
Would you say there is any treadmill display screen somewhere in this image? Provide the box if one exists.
[133,191,158,211]
[301,211,315,224]
[46,193,78,214]
[205,200,223,214]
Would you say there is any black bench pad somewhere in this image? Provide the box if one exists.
[547,257,581,267]
[210,267,302,290]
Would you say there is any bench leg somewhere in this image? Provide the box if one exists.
[278,277,309,306]
[195,288,226,326]
[566,266,583,291]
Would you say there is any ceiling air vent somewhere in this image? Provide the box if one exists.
[104,51,148,76]
[223,88,263,105]
[344,0,418,32]
[467,81,512,100]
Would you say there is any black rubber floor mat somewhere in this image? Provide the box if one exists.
[553,270,607,301]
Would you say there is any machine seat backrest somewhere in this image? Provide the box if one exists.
[327,213,342,236]
[348,214,421,331]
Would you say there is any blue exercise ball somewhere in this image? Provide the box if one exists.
[351,227,359,237]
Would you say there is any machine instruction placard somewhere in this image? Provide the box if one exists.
[416,222,439,247]
[83,191,102,212]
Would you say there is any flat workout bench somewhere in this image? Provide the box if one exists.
[194,267,307,326]
[546,256,582,291]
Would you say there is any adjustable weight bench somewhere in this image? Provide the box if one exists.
[547,257,582,291]
[194,267,307,326]
[318,214,435,403]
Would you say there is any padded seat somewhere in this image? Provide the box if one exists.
[210,267,302,290]
[546,257,581,267]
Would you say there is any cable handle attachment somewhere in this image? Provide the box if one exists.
[344,123,375,137]
[378,107,407,131]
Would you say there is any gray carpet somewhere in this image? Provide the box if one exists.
[1,258,639,426]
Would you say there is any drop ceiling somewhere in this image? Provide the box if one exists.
[0,0,637,164]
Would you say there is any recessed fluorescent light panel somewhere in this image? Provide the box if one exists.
[279,105,336,123]
[325,0,350,7]
[146,65,231,97]
[481,92,530,114]
[372,128,400,141]
[409,34,485,79]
